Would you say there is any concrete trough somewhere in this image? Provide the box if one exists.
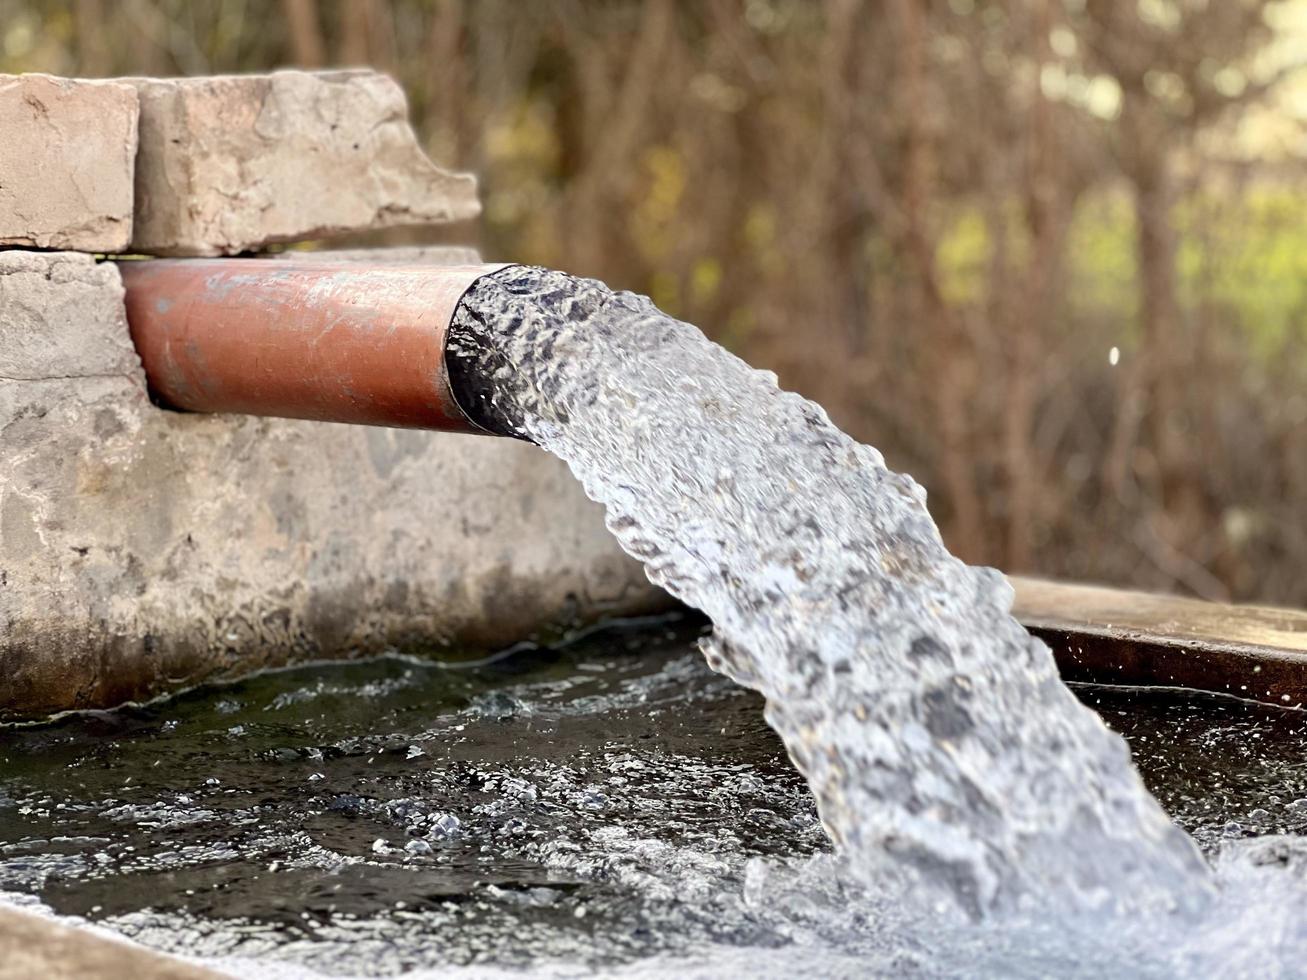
[1011,577,1307,708]
[0,68,670,724]
[0,248,669,723]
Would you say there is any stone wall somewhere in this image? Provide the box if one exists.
[0,71,667,722]
[0,70,478,254]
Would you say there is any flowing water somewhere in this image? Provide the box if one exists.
[447,267,1206,913]
[449,265,1307,974]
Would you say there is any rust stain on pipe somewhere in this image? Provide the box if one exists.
[119,258,509,434]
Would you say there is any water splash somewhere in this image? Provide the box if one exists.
[447,266,1207,913]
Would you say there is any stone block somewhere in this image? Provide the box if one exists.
[0,251,140,381]
[0,74,137,251]
[129,70,480,256]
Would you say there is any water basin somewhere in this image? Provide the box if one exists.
[0,618,1302,975]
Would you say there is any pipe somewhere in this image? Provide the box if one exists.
[119,258,510,434]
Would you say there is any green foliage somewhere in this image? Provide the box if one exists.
[937,206,991,307]
[935,184,1307,363]
[1177,186,1307,358]
[1065,190,1140,337]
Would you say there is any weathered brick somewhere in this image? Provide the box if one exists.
[130,70,480,256]
[0,74,138,251]
[0,251,139,381]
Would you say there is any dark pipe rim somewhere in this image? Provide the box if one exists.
[443,263,530,440]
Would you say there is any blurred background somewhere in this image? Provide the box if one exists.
[4,0,1307,606]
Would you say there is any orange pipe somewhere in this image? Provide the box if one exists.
[119,259,509,434]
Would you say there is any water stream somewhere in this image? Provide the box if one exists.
[447,266,1205,914]
[451,265,1307,975]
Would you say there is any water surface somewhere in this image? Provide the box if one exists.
[2,624,1305,977]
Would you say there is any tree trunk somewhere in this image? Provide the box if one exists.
[281,0,325,68]
[892,0,985,563]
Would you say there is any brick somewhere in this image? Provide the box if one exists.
[130,70,480,256]
[0,74,137,251]
[0,250,139,381]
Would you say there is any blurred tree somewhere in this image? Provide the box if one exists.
[281,0,325,67]
[1076,0,1279,596]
